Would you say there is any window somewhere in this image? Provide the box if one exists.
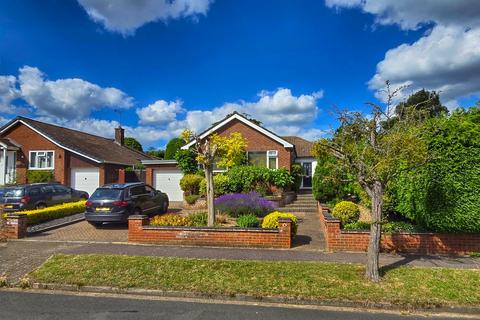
[247,150,278,169]
[130,185,146,196]
[29,151,54,169]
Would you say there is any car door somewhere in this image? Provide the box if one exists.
[53,185,73,204]
[40,185,56,206]
[145,185,161,213]
[129,185,150,212]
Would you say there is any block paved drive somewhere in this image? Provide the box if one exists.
[28,221,128,242]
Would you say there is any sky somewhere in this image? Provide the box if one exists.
[0,0,479,149]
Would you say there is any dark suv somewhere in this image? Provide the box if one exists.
[2,183,89,212]
[85,182,169,227]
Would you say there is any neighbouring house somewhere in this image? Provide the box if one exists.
[0,116,152,196]
[142,112,317,201]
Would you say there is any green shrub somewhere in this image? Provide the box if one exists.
[236,214,259,228]
[27,170,54,183]
[226,166,294,194]
[186,212,208,227]
[175,149,198,174]
[343,221,370,230]
[19,200,86,225]
[291,164,303,192]
[382,221,425,233]
[199,174,231,196]
[179,174,203,196]
[150,214,188,226]
[261,211,298,235]
[392,108,480,232]
[332,201,360,225]
[184,194,200,205]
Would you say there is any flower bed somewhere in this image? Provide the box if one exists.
[214,192,276,218]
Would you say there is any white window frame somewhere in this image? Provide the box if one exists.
[246,150,279,170]
[29,150,55,170]
[267,150,278,170]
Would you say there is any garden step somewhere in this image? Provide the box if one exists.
[277,207,318,213]
[284,203,317,207]
[288,201,317,206]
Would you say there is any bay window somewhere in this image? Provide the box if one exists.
[29,151,54,169]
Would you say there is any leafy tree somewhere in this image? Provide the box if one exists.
[313,82,428,282]
[395,89,448,120]
[124,137,143,152]
[164,138,185,159]
[175,149,198,174]
[181,130,247,226]
[147,147,165,159]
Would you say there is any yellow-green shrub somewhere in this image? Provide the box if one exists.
[179,174,203,196]
[21,200,86,225]
[332,201,360,225]
[261,211,298,235]
[150,214,188,226]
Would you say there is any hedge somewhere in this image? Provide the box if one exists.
[13,200,86,225]
[392,108,480,233]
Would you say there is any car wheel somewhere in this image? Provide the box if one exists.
[88,221,103,228]
[133,207,142,215]
[36,203,47,210]
[80,195,88,200]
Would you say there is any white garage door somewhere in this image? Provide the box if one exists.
[71,167,100,197]
[153,169,183,202]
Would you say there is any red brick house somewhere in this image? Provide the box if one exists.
[143,112,317,201]
[0,116,151,195]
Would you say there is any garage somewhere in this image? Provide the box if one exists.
[153,169,183,202]
[71,167,100,197]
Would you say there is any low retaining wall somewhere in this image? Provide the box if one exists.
[128,215,293,248]
[2,214,28,239]
[318,203,480,254]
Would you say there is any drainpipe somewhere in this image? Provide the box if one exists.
[2,148,6,185]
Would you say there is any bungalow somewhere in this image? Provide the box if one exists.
[0,116,152,195]
[142,112,317,201]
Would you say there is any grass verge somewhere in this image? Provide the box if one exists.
[29,254,480,308]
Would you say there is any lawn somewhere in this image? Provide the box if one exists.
[29,254,480,308]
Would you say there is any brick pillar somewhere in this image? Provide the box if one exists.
[146,167,153,186]
[278,217,293,248]
[4,214,28,239]
[118,168,126,184]
[128,215,149,242]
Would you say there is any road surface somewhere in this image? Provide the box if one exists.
[0,290,474,320]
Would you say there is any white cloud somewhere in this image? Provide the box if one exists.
[18,66,133,119]
[326,0,480,107]
[0,75,19,113]
[136,99,184,125]
[325,0,480,30]
[369,26,480,106]
[178,88,323,139]
[0,116,10,127]
[78,0,214,35]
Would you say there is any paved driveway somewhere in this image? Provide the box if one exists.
[28,221,128,242]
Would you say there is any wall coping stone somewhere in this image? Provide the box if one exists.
[143,226,280,233]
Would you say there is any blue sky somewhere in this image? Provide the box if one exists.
[0,0,479,148]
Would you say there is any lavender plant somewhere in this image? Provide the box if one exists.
[214,192,276,217]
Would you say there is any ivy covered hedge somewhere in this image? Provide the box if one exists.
[392,108,480,233]
[15,200,86,225]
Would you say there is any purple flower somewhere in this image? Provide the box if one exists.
[214,192,276,217]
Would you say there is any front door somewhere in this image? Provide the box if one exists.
[302,162,312,188]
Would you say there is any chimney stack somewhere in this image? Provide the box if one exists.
[115,126,124,145]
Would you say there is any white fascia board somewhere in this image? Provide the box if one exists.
[141,160,178,165]
[1,120,102,164]
[181,114,294,149]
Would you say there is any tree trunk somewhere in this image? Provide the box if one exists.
[365,181,383,282]
[205,164,215,227]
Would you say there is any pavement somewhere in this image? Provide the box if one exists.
[1,290,474,320]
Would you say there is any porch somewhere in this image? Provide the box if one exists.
[0,138,19,185]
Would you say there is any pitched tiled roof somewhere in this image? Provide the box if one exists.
[0,117,152,165]
[281,136,314,158]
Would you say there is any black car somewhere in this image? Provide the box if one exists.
[2,183,89,212]
[85,182,169,227]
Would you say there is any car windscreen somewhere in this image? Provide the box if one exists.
[3,188,24,197]
[90,189,123,201]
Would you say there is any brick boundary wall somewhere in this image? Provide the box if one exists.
[318,203,480,254]
[2,214,28,239]
[128,215,293,248]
